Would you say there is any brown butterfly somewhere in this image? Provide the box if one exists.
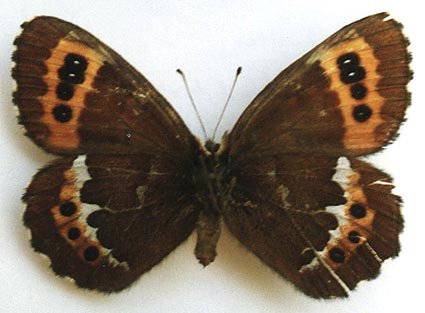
[12,13,411,298]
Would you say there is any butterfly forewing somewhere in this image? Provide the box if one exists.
[228,13,411,160]
[222,13,409,298]
[12,16,197,157]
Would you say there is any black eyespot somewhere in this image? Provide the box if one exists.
[83,246,100,262]
[337,52,360,69]
[59,201,77,217]
[340,66,366,84]
[350,203,367,219]
[329,247,345,263]
[352,104,372,122]
[348,231,361,244]
[58,54,87,84]
[67,227,81,240]
[56,82,74,101]
[350,83,367,100]
[52,104,73,123]
[64,53,88,72]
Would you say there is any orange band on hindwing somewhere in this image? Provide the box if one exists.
[324,166,376,270]
[50,162,104,265]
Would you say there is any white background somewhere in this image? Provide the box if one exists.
[0,1,423,312]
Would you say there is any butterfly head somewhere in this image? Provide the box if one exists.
[205,139,220,154]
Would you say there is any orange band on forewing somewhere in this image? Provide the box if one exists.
[320,37,386,152]
[39,40,104,150]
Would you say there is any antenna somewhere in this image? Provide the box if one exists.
[176,69,208,141]
[212,67,242,141]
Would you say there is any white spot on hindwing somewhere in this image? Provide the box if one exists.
[72,156,101,224]
[332,157,352,189]
[299,157,354,272]
[325,156,353,227]
[71,155,129,269]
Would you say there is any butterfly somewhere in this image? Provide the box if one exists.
[12,13,411,298]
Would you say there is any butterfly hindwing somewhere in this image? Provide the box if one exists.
[222,13,409,298]
[223,155,402,298]
[23,154,200,291]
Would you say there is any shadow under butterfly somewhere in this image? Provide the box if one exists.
[12,12,411,298]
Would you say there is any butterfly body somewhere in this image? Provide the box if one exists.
[12,14,411,298]
[185,139,222,266]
